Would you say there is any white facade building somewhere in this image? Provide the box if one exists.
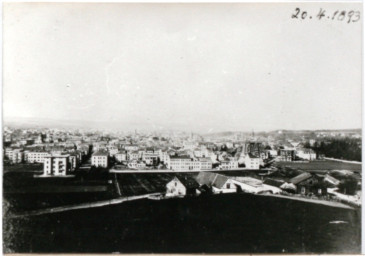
[296,149,316,161]
[219,159,239,170]
[43,155,70,176]
[245,154,260,169]
[91,152,109,168]
[115,152,127,162]
[159,151,170,164]
[198,157,213,170]
[5,148,24,163]
[168,156,192,171]
[168,156,212,171]
[107,145,119,156]
[128,151,139,161]
[25,151,51,163]
[166,177,187,196]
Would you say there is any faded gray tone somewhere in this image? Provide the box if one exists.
[3,3,362,132]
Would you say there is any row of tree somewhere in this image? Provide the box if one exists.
[304,138,361,162]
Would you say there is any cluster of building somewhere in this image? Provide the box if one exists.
[3,127,92,176]
[164,170,361,207]
[3,126,361,207]
[165,172,282,197]
[3,126,341,175]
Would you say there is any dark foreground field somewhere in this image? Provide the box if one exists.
[4,193,361,254]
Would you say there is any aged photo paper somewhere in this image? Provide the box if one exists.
[2,2,362,254]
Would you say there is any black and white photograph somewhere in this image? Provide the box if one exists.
[2,2,362,254]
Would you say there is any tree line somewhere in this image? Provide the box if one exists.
[304,138,361,162]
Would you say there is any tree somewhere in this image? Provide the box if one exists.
[338,178,358,195]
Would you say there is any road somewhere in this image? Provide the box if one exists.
[10,192,163,218]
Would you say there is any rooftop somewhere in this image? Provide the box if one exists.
[290,172,312,185]
[170,155,191,160]
[92,151,109,157]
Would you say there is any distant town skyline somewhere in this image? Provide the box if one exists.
[3,3,362,133]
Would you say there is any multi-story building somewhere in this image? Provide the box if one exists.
[128,151,139,161]
[107,145,118,156]
[43,155,70,176]
[168,156,213,171]
[245,154,260,169]
[159,150,170,164]
[193,147,209,158]
[168,156,192,171]
[197,157,213,170]
[219,158,239,170]
[296,148,316,161]
[91,151,109,168]
[25,151,51,163]
[4,148,24,163]
[115,152,127,162]
[92,142,108,153]
[278,149,296,162]
[142,149,159,165]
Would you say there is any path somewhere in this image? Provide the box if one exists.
[11,192,163,218]
[324,157,362,165]
[257,193,355,210]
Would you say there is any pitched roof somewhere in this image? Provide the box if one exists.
[290,172,312,185]
[170,155,191,160]
[92,151,108,157]
[212,174,229,189]
[175,175,199,189]
[233,177,262,187]
[280,182,297,191]
[247,153,259,159]
[197,157,212,162]
[195,172,217,186]
[323,174,340,186]
[263,178,285,187]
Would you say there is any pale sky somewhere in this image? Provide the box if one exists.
[3,3,362,132]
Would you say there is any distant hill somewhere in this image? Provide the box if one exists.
[203,129,361,137]
[3,116,362,134]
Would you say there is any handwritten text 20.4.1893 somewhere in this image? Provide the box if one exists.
[291,8,360,23]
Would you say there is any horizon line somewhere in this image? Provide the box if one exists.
[2,116,362,134]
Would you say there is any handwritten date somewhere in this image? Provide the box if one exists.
[291,8,360,23]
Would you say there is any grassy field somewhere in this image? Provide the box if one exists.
[4,163,43,173]
[4,193,361,253]
[274,160,361,172]
[3,170,116,213]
